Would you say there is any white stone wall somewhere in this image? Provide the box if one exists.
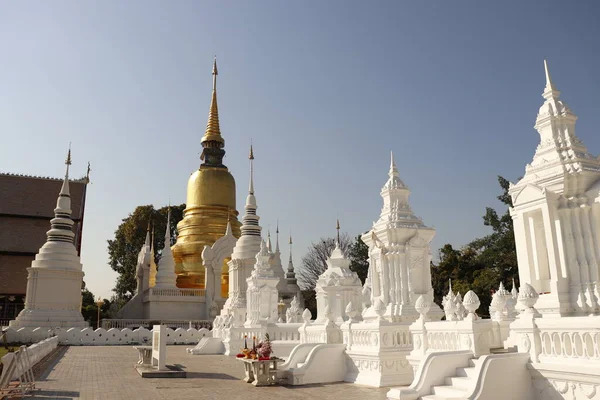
[2,326,210,346]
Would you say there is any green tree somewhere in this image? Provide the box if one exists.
[431,176,519,318]
[107,204,185,301]
[349,235,369,284]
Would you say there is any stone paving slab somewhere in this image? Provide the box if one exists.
[29,345,391,400]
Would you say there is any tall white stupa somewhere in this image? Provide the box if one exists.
[219,145,263,326]
[153,208,177,289]
[11,148,88,328]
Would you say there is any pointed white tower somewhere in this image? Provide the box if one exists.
[149,225,157,288]
[136,224,152,294]
[509,61,600,316]
[270,222,287,294]
[510,59,600,196]
[221,144,263,326]
[154,208,178,289]
[286,234,297,284]
[11,148,87,328]
[361,151,442,322]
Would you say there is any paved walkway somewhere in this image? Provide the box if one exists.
[31,346,391,400]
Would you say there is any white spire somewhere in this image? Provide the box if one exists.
[56,145,72,216]
[267,229,272,252]
[154,207,177,289]
[286,234,297,283]
[389,150,399,177]
[542,59,561,100]
[231,144,262,260]
[383,150,407,190]
[164,207,171,244]
[249,143,254,194]
[144,223,151,247]
[48,146,76,245]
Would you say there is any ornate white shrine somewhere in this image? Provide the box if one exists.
[244,240,280,327]
[314,241,363,324]
[509,61,600,317]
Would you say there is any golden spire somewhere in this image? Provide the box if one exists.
[201,57,224,146]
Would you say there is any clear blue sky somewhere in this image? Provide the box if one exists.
[2,1,600,299]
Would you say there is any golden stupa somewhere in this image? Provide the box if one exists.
[172,59,242,295]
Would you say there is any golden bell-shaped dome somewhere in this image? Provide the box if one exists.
[171,58,241,291]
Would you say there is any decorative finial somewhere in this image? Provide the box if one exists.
[542,59,560,99]
[289,234,293,245]
[85,162,91,184]
[164,206,171,245]
[336,219,340,244]
[57,145,72,200]
[544,60,554,91]
[248,142,255,194]
[389,150,400,177]
[66,143,72,166]
[267,229,272,251]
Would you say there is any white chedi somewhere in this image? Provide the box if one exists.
[154,209,177,289]
[245,239,280,327]
[10,149,87,328]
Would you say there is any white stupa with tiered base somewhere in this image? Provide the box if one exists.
[10,149,87,328]
[153,208,177,289]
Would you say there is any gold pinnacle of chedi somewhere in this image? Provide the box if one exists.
[171,59,241,294]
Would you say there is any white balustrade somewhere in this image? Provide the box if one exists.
[101,319,211,330]
[536,317,600,364]
[1,326,209,346]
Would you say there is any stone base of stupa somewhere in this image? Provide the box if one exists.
[10,309,88,329]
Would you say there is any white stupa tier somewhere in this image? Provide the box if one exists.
[153,208,177,289]
[361,152,443,322]
[10,149,87,328]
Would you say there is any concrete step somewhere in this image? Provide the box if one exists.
[468,358,478,368]
[432,384,468,399]
[420,395,447,400]
[455,366,477,379]
[445,376,473,390]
